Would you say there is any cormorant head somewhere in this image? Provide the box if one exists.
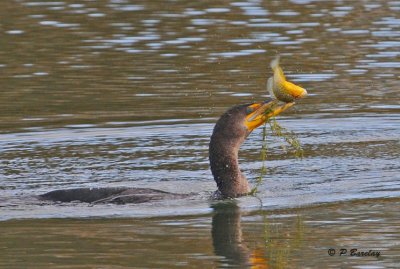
[211,99,294,142]
[244,99,294,134]
[209,99,294,198]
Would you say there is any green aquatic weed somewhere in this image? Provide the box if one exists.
[250,124,268,195]
[251,117,303,195]
[269,116,304,158]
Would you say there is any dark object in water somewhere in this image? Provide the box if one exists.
[39,187,190,204]
[209,99,293,198]
[39,98,293,204]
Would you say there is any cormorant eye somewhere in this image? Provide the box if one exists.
[246,107,255,115]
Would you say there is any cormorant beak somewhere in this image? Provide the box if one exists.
[245,100,294,132]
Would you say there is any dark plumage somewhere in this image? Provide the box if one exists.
[209,104,252,198]
[39,187,190,204]
[38,99,293,203]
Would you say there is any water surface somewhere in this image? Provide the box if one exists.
[1,0,399,267]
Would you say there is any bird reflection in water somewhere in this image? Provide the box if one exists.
[211,201,305,269]
[212,201,268,268]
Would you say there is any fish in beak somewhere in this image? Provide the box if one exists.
[267,56,308,103]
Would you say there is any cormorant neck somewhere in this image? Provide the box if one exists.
[209,132,250,198]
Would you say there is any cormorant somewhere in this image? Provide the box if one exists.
[39,99,293,203]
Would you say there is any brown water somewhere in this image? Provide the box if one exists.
[1,0,399,268]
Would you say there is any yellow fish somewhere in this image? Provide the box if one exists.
[267,56,307,103]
